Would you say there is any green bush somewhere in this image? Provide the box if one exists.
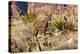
[48,22,56,32]
[64,20,75,31]
[53,19,65,31]
[22,12,37,25]
[21,15,28,25]
[53,16,75,31]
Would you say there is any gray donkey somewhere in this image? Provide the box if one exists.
[33,10,53,37]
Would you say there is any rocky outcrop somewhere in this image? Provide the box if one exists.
[9,1,21,18]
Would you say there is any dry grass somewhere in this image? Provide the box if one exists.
[9,16,78,53]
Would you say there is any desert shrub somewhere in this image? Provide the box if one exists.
[21,15,28,25]
[11,23,16,27]
[53,16,64,30]
[53,18,65,31]
[64,20,75,31]
[21,12,37,25]
[48,22,56,32]
[68,22,75,31]
[52,16,75,31]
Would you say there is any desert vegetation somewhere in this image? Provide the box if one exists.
[9,2,78,53]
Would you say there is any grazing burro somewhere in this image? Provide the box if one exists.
[33,11,53,37]
[28,3,56,37]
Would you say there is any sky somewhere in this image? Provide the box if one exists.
[16,1,28,14]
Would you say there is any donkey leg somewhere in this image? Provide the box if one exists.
[43,28,47,36]
[35,30,38,37]
[44,25,48,36]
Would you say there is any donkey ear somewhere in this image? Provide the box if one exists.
[50,12,53,16]
[45,12,48,16]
